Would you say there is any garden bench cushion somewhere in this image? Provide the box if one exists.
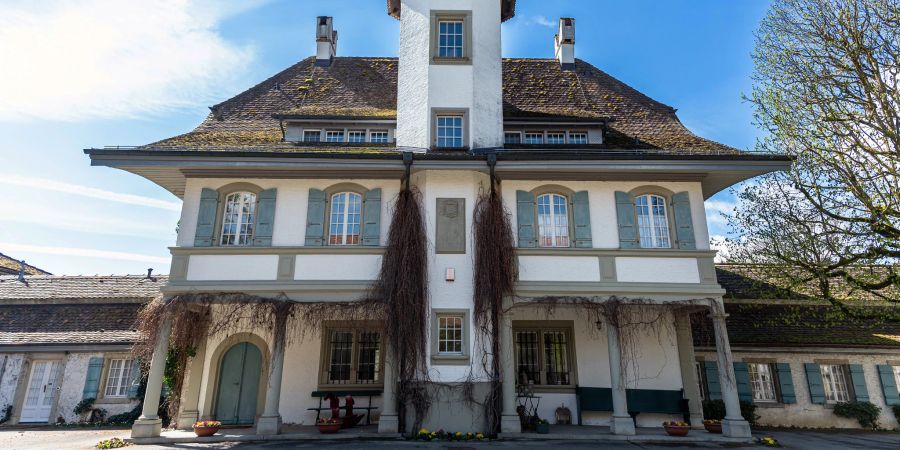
[575,386,688,425]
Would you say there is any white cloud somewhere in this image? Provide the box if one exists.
[0,0,265,121]
[0,175,181,211]
[704,199,735,226]
[6,202,174,238]
[0,242,169,264]
[526,15,556,28]
[709,234,730,262]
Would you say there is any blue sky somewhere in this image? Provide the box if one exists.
[0,0,770,275]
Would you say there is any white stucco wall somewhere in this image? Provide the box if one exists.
[187,255,279,281]
[0,354,24,416]
[616,257,700,284]
[696,350,900,430]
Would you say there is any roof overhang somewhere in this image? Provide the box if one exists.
[85,149,791,200]
[388,0,516,22]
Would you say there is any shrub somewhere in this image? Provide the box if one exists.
[833,401,881,430]
[0,405,12,424]
[105,403,141,425]
[74,398,96,416]
[701,399,759,426]
[892,404,900,422]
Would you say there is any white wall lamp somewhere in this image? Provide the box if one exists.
[445,267,456,282]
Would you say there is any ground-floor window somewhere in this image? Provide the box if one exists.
[320,325,382,387]
[513,324,574,387]
[748,362,778,402]
[104,358,134,398]
[820,364,851,403]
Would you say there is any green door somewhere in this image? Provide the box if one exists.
[215,342,262,425]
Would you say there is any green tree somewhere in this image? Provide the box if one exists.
[727,0,900,305]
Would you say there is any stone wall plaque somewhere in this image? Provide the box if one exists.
[436,198,466,254]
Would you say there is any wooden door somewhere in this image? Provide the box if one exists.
[20,360,60,423]
[214,342,262,425]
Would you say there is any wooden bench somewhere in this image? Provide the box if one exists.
[309,390,382,426]
[575,386,690,425]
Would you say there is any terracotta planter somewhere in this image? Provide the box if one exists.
[317,422,342,434]
[664,425,690,437]
[193,426,219,437]
[704,422,722,434]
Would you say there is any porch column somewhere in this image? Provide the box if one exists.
[257,324,287,435]
[674,310,704,428]
[605,316,635,435]
[500,308,521,433]
[710,302,751,438]
[132,315,172,438]
[377,347,399,433]
[175,341,207,429]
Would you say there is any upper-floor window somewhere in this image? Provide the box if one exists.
[303,130,321,142]
[348,130,367,143]
[568,132,588,144]
[537,193,570,247]
[104,358,134,398]
[635,194,671,248]
[438,21,464,58]
[325,130,345,143]
[369,131,389,143]
[221,191,257,246]
[524,133,544,145]
[748,363,778,403]
[504,132,522,144]
[329,192,362,245]
[436,115,464,148]
[546,132,566,144]
[821,364,851,403]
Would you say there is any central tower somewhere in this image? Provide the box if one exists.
[390,0,513,151]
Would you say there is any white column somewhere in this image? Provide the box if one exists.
[131,316,172,438]
[257,321,287,435]
[674,311,704,428]
[499,309,521,433]
[175,341,207,429]
[605,316,635,435]
[710,303,751,438]
[377,347,399,433]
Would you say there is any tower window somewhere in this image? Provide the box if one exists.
[431,12,471,65]
[436,115,464,148]
[438,21,464,58]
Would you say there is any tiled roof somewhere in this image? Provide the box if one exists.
[141,57,740,155]
[716,264,898,303]
[0,252,50,276]
[0,304,141,346]
[0,275,165,300]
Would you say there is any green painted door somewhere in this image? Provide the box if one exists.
[215,342,262,425]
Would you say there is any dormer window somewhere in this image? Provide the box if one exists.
[325,130,345,142]
[369,131,389,143]
[504,132,522,144]
[524,133,544,145]
[303,130,321,142]
[348,130,366,143]
[568,132,588,144]
[546,132,566,144]
[431,12,471,65]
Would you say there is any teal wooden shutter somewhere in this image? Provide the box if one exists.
[704,361,721,400]
[126,359,141,398]
[615,191,639,248]
[876,365,899,405]
[572,191,593,248]
[304,188,327,246]
[362,188,382,246]
[775,363,796,404]
[83,357,104,399]
[848,364,869,402]
[194,188,219,247]
[804,363,826,404]
[733,362,752,403]
[516,190,536,248]
[671,191,696,250]
[252,188,277,246]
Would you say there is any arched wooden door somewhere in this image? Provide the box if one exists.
[214,342,262,425]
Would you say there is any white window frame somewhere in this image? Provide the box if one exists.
[568,132,588,144]
[635,194,671,249]
[347,130,367,143]
[536,193,571,248]
[328,192,362,246]
[303,129,322,142]
[504,131,522,144]
[546,132,566,145]
[437,20,465,58]
[748,363,778,403]
[821,364,851,404]
[220,191,257,246]
[524,132,544,145]
[104,358,134,398]
[435,114,465,148]
[437,314,464,355]
[325,130,345,143]
[369,130,389,143]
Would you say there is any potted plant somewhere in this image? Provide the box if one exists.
[703,419,722,433]
[192,420,221,437]
[316,417,342,434]
[535,418,550,434]
[662,421,690,437]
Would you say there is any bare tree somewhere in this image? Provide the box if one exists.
[727,0,900,305]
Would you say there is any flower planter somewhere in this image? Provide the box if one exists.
[664,425,690,437]
[704,422,722,433]
[317,421,342,434]
[192,426,219,437]
[535,422,550,434]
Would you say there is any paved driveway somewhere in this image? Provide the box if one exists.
[0,427,897,450]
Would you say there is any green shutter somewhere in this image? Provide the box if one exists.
[304,188,327,246]
[704,361,721,400]
[775,363,796,404]
[572,191,593,248]
[516,190,536,248]
[804,363,826,404]
[252,188,277,246]
[876,365,900,405]
[733,362,752,403]
[848,364,869,402]
[126,359,141,398]
[671,191,696,250]
[83,357,104,400]
[362,188,382,246]
[194,188,219,247]
[615,191,639,249]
